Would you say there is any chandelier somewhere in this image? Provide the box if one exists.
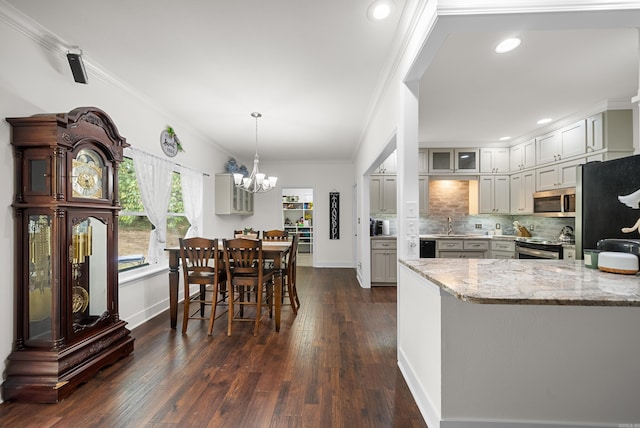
[233,112,278,193]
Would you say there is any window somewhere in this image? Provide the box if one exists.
[118,157,190,271]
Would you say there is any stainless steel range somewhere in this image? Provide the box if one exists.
[515,238,564,259]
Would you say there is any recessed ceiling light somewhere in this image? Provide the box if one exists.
[495,38,521,54]
[537,118,553,125]
[367,0,394,21]
[499,136,511,141]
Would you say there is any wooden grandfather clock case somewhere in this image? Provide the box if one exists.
[3,107,134,403]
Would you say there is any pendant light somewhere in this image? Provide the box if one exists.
[233,112,278,193]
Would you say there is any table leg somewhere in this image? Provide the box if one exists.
[275,271,282,332]
[168,249,179,329]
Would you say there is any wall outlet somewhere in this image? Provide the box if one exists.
[529,224,535,231]
[475,223,482,229]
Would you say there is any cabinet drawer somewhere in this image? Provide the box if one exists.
[492,250,515,259]
[463,240,490,251]
[371,239,397,250]
[437,240,463,250]
[438,251,485,259]
[491,240,515,252]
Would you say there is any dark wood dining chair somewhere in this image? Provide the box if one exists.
[263,229,289,270]
[234,229,260,239]
[282,233,300,314]
[263,229,289,241]
[179,237,227,335]
[222,238,275,336]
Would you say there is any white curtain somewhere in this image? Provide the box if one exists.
[179,165,204,238]
[131,148,174,264]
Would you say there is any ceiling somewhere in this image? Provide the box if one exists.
[4,1,639,164]
[420,28,639,147]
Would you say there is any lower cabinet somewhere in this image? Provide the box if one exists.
[371,238,397,284]
[436,240,488,258]
[490,240,516,259]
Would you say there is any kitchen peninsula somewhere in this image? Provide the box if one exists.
[398,258,640,428]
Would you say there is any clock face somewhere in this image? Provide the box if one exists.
[72,149,104,199]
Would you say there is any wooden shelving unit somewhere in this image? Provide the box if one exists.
[282,201,313,253]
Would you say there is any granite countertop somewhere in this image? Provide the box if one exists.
[401,258,640,307]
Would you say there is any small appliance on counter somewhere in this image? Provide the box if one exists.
[382,220,390,236]
[558,226,575,243]
[370,219,384,236]
[595,238,640,275]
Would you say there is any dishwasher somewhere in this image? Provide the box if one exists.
[420,239,436,258]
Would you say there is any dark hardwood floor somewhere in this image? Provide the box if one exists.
[0,267,427,428]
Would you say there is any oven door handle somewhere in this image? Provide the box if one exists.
[517,247,560,259]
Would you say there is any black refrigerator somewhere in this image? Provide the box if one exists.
[576,154,640,258]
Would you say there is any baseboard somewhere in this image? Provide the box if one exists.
[311,261,356,268]
[125,299,171,330]
[397,346,440,428]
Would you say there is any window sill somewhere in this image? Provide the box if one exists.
[119,263,169,287]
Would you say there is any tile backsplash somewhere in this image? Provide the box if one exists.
[374,214,575,240]
[428,179,469,217]
[371,179,575,240]
[372,212,574,241]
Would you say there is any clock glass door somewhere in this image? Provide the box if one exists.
[28,214,53,342]
[71,216,108,335]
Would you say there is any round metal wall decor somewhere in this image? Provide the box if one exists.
[160,129,178,157]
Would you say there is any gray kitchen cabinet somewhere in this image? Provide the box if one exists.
[491,240,515,259]
[418,149,429,173]
[510,139,536,171]
[510,170,535,214]
[455,149,479,172]
[586,110,634,155]
[374,150,397,174]
[371,238,397,284]
[429,148,479,173]
[429,149,454,173]
[479,175,510,214]
[370,175,397,213]
[563,247,576,260]
[418,174,429,214]
[437,239,488,258]
[536,119,586,165]
[215,173,254,215]
[480,148,510,173]
[535,158,583,191]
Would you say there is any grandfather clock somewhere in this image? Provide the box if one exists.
[3,107,134,403]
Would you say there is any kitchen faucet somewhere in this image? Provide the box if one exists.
[447,216,453,235]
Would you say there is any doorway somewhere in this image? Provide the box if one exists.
[282,188,314,267]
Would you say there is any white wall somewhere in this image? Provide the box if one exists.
[250,161,355,267]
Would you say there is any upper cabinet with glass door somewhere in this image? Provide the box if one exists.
[429,148,479,173]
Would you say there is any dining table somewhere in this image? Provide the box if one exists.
[165,239,291,332]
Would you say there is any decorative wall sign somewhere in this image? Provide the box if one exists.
[329,191,340,240]
[160,126,184,157]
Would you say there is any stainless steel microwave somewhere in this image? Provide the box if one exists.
[533,188,576,217]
